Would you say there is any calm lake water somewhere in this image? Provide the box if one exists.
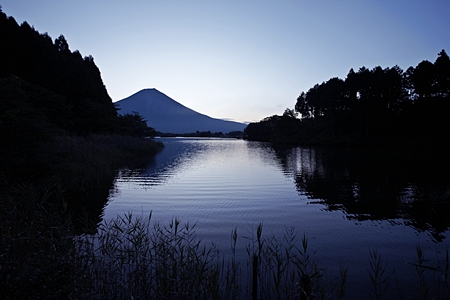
[103,137,450,297]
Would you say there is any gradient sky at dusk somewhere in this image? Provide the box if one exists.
[2,1,450,123]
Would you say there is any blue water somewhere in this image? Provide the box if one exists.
[103,137,450,298]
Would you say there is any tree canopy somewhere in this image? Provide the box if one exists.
[246,50,450,145]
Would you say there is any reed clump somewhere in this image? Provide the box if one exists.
[74,213,450,300]
[2,200,450,299]
[76,214,348,299]
[76,213,224,299]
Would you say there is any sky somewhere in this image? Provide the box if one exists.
[2,1,450,123]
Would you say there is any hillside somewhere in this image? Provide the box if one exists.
[115,89,247,134]
[0,9,160,175]
[0,10,118,135]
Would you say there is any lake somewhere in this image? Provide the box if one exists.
[103,137,450,297]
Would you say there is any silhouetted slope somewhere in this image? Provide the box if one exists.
[0,9,161,175]
[0,10,117,134]
[115,89,247,133]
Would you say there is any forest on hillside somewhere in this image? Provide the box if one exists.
[245,50,450,146]
[0,8,158,177]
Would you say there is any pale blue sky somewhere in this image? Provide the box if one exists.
[2,1,450,123]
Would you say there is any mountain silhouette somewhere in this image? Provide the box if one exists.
[115,89,247,134]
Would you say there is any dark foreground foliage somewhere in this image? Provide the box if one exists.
[0,134,163,299]
[4,206,448,299]
[73,215,450,300]
[0,180,85,299]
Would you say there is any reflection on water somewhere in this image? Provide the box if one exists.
[117,138,210,188]
[272,146,450,242]
[112,139,450,242]
[104,138,450,297]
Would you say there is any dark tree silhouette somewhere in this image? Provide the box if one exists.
[0,10,121,135]
[54,34,69,53]
[434,50,450,97]
[248,50,449,145]
[117,112,156,138]
[412,60,435,99]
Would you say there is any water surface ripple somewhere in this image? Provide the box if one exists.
[104,137,450,296]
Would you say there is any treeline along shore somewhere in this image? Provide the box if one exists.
[245,50,450,147]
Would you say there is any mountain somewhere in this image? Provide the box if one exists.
[115,89,247,134]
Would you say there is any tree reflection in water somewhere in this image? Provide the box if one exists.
[272,145,450,242]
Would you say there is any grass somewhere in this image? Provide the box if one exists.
[71,213,449,300]
[76,214,334,299]
[0,133,163,299]
[1,185,448,299]
[0,180,86,298]
[368,250,389,299]
[64,214,436,299]
[1,197,450,299]
[76,213,224,299]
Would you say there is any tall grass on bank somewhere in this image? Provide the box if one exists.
[0,179,87,299]
[75,213,450,300]
[76,213,348,299]
[0,134,163,298]
[77,213,224,299]
[242,224,347,300]
[2,198,450,299]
